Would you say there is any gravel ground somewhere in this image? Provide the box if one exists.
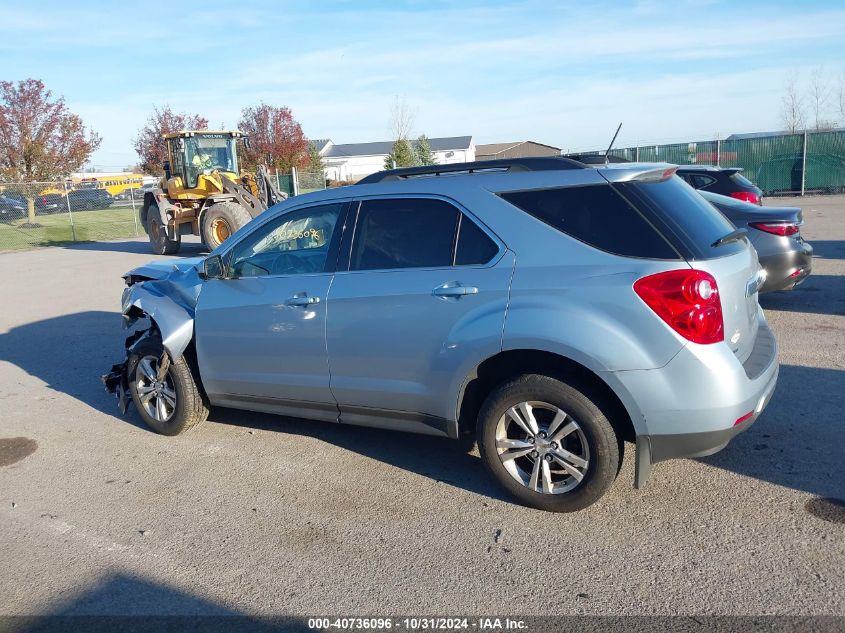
[0,195,843,619]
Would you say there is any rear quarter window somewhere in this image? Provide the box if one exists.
[500,184,680,259]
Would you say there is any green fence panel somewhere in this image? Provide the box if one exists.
[806,131,845,194]
[720,134,804,195]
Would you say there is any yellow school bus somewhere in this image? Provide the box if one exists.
[73,173,146,196]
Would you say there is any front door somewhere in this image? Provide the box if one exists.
[195,202,347,422]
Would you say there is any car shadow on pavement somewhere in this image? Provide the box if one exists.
[760,274,845,316]
[16,572,306,630]
[212,406,509,503]
[61,238,208,256]
[0,310,149,430]
[808,240,845,260]
[3,311,842,503]
[697,364,845,500]
[0,310,507,503]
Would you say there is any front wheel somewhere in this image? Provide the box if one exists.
[146,203,181,255]
[201,201,253,249]
[127,337,208,436]
[477,374,621,512]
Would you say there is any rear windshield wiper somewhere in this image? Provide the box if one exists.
[711,227,748,248]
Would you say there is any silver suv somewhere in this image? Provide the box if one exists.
[103,158,779,512]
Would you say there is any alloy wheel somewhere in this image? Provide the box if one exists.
[135,355,177,423]
[495,401,590,494]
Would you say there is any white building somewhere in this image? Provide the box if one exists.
[317,136,475,182]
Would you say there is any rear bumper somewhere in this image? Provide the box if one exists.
[611,315,779,488]
[759,241,813,293]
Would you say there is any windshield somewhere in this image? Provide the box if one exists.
[184,134,238,187]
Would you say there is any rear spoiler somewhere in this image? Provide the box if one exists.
[721,167,744,175]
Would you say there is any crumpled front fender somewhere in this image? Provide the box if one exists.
[121,284,194,360]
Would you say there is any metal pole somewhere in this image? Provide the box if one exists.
[63,181,76,241]
[291,166,299,196]
[800,130,808,196]
[716,139,721,167]
[130,179,139,236]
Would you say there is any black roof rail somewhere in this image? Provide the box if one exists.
[356,156,586,184]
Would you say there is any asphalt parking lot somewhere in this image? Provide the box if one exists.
[1,195,843,619]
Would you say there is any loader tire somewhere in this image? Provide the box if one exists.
[146,203,181,256]
[201,201,252,249]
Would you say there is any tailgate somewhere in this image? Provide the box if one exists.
[691,243,761,362]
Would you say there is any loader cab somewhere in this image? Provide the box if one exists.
[163,131,244,190]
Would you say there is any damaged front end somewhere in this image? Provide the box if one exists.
[101,257,205,414]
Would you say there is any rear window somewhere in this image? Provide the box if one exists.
[729,172,755,188]
[500,184,679,259]
[618,176,745,259]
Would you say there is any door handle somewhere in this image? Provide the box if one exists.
[432,283,479,298]
[286,295,320,306]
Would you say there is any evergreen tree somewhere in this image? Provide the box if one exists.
[414,134,437,166]
[384,138,419,169]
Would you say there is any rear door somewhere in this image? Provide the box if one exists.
[326,195,513,435]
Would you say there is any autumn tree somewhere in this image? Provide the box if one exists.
[133,106,208,176]
[0,79,101,226]
[237,104,310,173]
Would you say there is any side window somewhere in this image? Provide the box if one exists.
[692,174,716,189]
[349,198,458,271]
[500,184,679,259]
[455,215,499,265]
[229,203,343,278]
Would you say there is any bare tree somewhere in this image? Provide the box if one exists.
[389,96,415,141]
[781,73,806,134]
[839,70,845,124]
[808,68,836,131]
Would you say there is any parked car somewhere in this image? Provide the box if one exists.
[676,165,763,205]
[698,190,812,292]
[103,158,778,512]
[35,193,64,214]
[64,188,114,211]
[0,192,27,220]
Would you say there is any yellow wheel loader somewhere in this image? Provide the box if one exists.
[140,130,287,255]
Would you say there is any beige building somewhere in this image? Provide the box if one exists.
[475,141,561,161]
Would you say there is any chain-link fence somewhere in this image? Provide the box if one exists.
[0,180,143,251]
[567,129,845,196]
[0,169,328,252]
[272,168,327,196]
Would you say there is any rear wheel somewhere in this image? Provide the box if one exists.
[201,201,252,249]
[146,202,181,255]
[128,337,208,436]
[477,374,621,512]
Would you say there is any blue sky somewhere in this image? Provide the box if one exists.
[1,0,842,170]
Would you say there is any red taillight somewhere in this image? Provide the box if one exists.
[729,191,760,205]
[633,269,724,344]
[734,411,754,426]
[749,221,799,237]
[40,196,46,203]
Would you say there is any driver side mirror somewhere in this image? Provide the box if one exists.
[199,255,226,280]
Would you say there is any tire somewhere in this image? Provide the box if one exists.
[127,336,209,436]
[146,202,181,255]
[201,201,252,249]
[477,374,621,512]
